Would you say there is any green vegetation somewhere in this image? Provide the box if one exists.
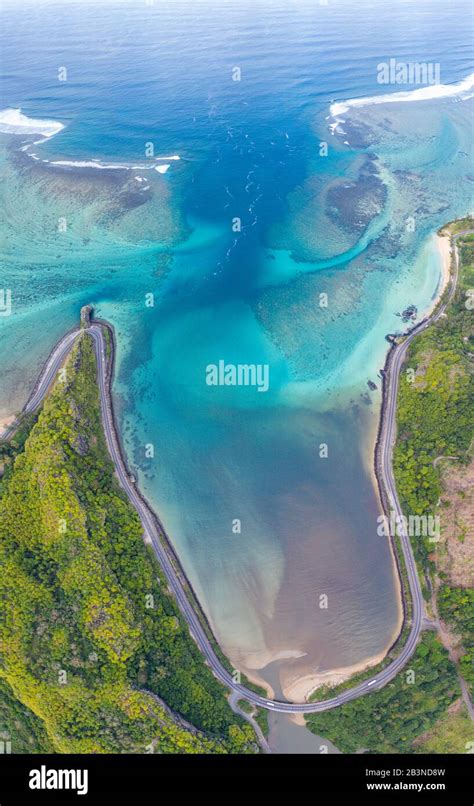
[102,324,113,363]
[438,586,474,694]
[306,219,474,753]
[307,613,413,705]
[0,677,54,754]
[306,634,460,753]
[0,413,37,493]
[414,705,473,754]
[394,343,472,527]
[393,240,474,575]
[441,215,474,237]
[0,334,256,753]
[254,707,269,738]
[237,699,253,714]
[392,222,473,705]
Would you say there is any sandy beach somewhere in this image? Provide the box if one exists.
[282,646,389,703]
[0,414,15,435]
[435,231,452,302]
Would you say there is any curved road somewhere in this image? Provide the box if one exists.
[1,232,467,713]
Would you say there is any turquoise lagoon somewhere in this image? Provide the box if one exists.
[1,0,473,698]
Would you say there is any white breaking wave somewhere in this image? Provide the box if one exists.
[0,107,65,138]
[49,158,176,171]
[0,107,180,173]
[330,71,474,118]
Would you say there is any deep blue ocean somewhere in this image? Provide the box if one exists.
[1,0,473,700]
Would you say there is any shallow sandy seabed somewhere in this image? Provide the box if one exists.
[283,646,389,703]
[0,414,15,434]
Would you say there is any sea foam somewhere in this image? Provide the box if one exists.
[48,158,177,172]
[0,107,180,173]
[0,107,65,138]
[330,71,474,118]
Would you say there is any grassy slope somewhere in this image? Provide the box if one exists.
[393,221,474,705]
[393,224,474,579]
[306,218,474,753]
[414,706,473,754]
[0,334,255,754]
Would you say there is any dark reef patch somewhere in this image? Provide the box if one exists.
[325,158,387,236]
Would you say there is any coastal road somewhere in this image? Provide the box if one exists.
[1,232,469,713]
[0,318,428,714]
[0,329,79,441]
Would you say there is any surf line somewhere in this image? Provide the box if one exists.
[0,107,180,173]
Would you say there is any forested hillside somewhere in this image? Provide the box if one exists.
[306,633,460,753]
[0,334,255,754]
